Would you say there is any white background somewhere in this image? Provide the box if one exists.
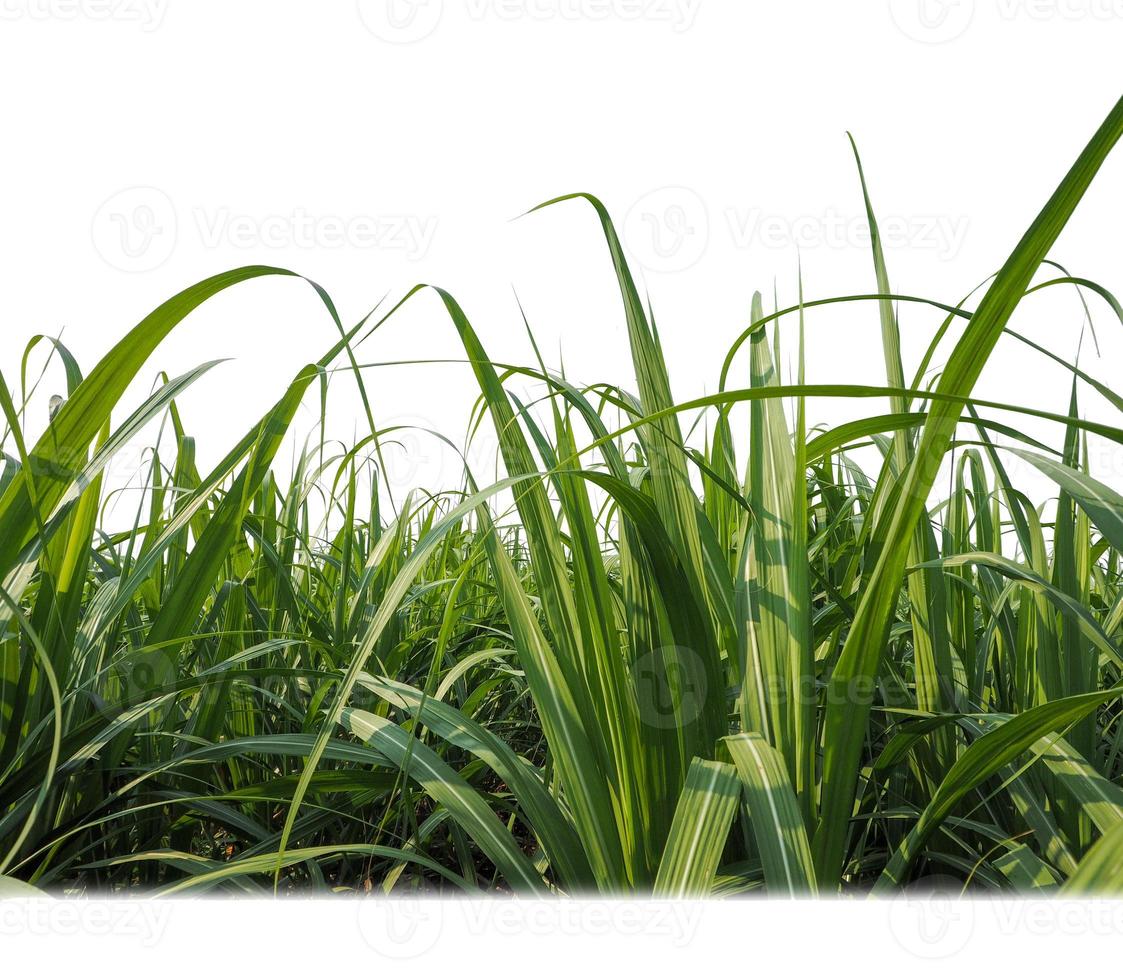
[2,0,1123,501]
[3,0,1123,967]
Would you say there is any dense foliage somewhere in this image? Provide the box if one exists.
[4,98,1123,897]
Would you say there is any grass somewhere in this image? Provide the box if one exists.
[3,95,1123,897]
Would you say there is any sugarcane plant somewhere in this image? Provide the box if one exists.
[3,96,1123,897]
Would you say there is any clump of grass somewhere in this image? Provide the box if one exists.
[3,96,1123,897]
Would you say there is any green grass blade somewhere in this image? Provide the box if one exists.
[653,757,740,897]
[341,707,546,894]
[722,733,817,896]
[814,94,1123,886]
[876,686,1123,890]
[1062,821,1123,893]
